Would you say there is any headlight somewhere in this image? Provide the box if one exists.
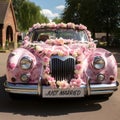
[97,74,105,81]
[93,56,105,69]
[20,74,29,82]
[20,56,33,70]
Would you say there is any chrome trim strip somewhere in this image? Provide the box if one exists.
[51,55,75,61]
[38,77,41,95]
[4,82,38,95]
[5,88,38,95]
[90,90,114,95]
[4,81,118,96]
[86,77,91,96]
[90,82,118,95]
[90,82,118,91]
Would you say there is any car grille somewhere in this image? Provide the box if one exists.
[50,56,76,82]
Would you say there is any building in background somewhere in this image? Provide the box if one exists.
[0,0,18,49]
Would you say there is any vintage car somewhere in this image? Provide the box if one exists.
[4,22,119,98]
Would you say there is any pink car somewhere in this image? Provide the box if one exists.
[5,22,119,98]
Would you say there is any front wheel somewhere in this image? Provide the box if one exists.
[91,93,113,100]
[9,93,28,100]
[100,93,113,98]
[8,93,39,100]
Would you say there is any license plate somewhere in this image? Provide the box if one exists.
[42,87,85,98]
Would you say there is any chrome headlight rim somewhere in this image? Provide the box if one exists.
[20,74,29,83]
[20,56,33,70]
[93,56,105,70]
[97,74,105,81]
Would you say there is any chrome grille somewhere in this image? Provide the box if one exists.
[50,56,76,82]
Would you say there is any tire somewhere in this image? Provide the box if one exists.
[9,93,38,100]
[9,93,26,100]
[92,93,113,100]
[100,93,113,98]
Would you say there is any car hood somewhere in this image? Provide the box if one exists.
[7,39,97,88]
[22,38,96,59]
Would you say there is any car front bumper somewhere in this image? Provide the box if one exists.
[4,80,119,98]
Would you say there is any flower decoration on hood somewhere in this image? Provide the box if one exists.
[22,37,95,89]
[21,22,95,89]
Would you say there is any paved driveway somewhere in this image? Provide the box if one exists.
[0,51,120,120]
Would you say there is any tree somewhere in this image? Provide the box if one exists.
[39,14,49,23]
[12,0,49,31]
[12,0,25,29]
[52,17,62,23]
[62,0,82,24]
[97,0,120,46]
[62,0,99,38]
[62,0,120,44]
[78,0,99,38]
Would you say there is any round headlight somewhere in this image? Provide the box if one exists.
[97,74,105,81]
[93,56,105,69]
[20,56,33,70]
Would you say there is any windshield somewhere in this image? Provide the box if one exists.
[29,29,88,42]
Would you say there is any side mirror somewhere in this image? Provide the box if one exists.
[93,40,98,45]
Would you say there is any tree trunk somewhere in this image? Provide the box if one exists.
[106,17,110,47]
[92,28,95,40]
[106,31,110,47]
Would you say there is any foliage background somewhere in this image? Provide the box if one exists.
[12,0,120,47]
[12,0,49,31]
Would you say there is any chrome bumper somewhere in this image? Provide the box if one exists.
[4,81,119,97]
[89,82,118,95]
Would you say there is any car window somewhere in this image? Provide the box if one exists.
[29,29,88,42]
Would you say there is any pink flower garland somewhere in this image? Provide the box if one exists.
[22,38,95,89]
[22,22,94,89]
[31,39,89,89]
[24,22,92,44]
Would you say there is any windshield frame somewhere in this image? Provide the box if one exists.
[28,28,89,42]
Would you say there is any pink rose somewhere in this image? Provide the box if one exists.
[75,64,81,70]
[47,76,56,88]
[86,30,92,38]
[77,54,85,62]
[61,82,69,89]
[49,81,56,89]
[63,50,69,56]
[40,23,46,28]
[8,63,16,70]
[55,38,65,45]
[70,50,78,57]
[58,23,67,28]
[74,74,79,79]
[70,79,82,88]
[42,56,50,65]
[22,36,30,46]
[35,46,43,52]
[47,22,57,28]
[24,36,29,41]
[45,39,52,44]
[33,23,41,29]
[79,24,87,30]
[44,67,50,74]
[67,22,75,29]
[47,76,55,82]
[45,49,53,57]
[57,80,69,89]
